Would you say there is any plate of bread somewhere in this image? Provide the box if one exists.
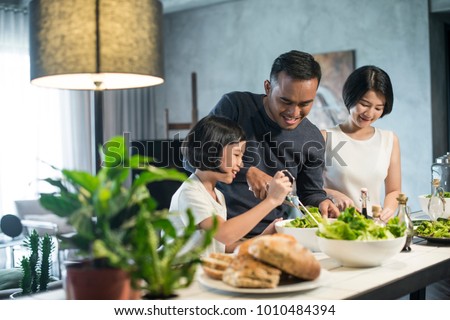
[199,234,329,294]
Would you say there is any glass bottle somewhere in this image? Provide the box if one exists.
[372,205,385,226]
[428,178,446,221]
[395,193,414,252]
[360,188,369,218]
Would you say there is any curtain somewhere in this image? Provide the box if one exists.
[0,5,62,213]
[0,5,93,214]
[103,87,158,142]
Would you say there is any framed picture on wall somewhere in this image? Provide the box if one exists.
[307,49,355,130]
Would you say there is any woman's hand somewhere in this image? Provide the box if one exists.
[380,207,396,222]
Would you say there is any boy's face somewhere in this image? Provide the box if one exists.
[263,71,318,130]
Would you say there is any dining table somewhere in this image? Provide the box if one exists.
[178,238,450,300]
[15,212,450,300]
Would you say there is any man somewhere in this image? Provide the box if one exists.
[209,50,339,238]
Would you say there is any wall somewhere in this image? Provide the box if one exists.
[156,0,433,211]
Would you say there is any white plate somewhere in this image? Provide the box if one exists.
[198,269,330,294]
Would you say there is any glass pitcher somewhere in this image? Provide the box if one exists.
[431,152,450,192]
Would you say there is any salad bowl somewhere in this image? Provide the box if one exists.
[316,207,407,267]
[275,219,320,252]
[418,195,450,219]
[317,236,406,267]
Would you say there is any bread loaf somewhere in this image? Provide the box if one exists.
[222,255,281,288]
[201,252,234,280]
[248,235,321,280]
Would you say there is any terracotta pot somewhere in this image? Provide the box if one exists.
[65,263,140,300]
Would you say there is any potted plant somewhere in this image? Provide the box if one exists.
[39,135,216,299]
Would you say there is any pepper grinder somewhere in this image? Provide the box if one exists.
[395,193,414,252]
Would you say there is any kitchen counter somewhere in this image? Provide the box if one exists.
[22,238,450,300]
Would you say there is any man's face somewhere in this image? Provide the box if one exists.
[263,71,319,130]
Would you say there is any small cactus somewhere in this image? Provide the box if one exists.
[39,234,54,291]
[19,257,32,295]
[20,230,54,294]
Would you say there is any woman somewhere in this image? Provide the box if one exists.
[322,65,401,222]
[169,115,292,255]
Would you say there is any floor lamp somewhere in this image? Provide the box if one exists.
[28,0,164,173]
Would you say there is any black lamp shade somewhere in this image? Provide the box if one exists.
[29,0,164,90]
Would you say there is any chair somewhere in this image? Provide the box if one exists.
[131,139,189,210]
[15,199,74,234]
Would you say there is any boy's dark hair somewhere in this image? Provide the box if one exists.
[342,65,394,117]
[182,115,246,172]
[270,50,322,86]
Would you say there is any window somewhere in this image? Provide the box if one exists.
[0,6,68,214]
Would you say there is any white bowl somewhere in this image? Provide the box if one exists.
[275,219,320,252]
[317,236,406,267]
[418,195,450,219]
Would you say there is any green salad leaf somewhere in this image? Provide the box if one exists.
[317,207,406,240]
[416,218,450,238]
[425,192,450,198]
[285,206,322,228]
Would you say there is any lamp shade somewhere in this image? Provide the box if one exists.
[29,0,164,90]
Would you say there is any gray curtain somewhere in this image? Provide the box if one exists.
[103,87,158,142]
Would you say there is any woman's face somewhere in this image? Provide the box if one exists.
[219,141,246,184]
[349,90,385,128]
[264,71,318,130]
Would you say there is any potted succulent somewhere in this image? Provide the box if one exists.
[39,135,216,299]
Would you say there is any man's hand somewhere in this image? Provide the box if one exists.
[246,167,273,200]
[319,199,340,218]
[330,194,354,212]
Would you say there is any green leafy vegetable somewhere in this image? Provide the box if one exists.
[416,218,450,238]
[285,206,322,228]
[317,207,406,240]
[425,192,450,198]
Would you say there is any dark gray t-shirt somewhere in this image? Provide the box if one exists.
[209,91,327,237]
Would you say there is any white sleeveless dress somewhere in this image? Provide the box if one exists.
[323,125,394,216]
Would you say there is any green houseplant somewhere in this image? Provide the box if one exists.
[39,136,216,299]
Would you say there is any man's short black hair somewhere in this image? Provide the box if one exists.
[270,50,322,85]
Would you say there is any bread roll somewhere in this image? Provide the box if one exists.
[248,235,321,280]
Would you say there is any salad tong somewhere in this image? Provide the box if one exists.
[281,170,321,227]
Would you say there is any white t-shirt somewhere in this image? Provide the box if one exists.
[169,173,226,255]
[323,125,394,215]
